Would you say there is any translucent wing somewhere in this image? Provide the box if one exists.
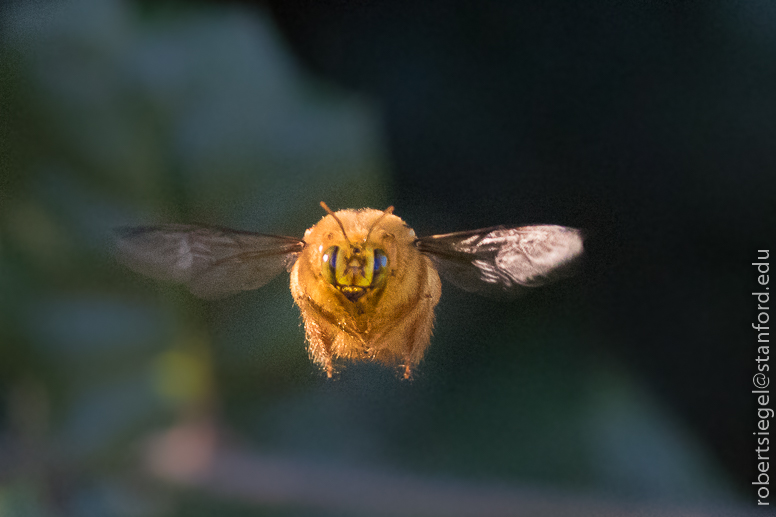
[115,224,305,299]
[415,225,583,296]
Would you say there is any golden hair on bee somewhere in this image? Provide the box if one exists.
[292,203,440,379]
[115,202,584,380]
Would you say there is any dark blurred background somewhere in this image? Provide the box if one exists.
[1,0,774,515]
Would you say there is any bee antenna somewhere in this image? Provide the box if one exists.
[365,205,394,243]
[320,201,351,243]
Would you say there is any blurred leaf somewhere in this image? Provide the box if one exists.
[2,0,388,514]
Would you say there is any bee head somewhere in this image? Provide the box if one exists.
[318,202,392,302]
[321,244,388,302]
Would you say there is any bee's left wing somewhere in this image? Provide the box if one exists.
[415,225,583,296]
[115,224,305,299]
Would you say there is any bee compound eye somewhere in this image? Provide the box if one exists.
[321,246,339,284]
[373,249,387,272]
[372,249,388,286]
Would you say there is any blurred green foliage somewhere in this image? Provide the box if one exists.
[1,0,387,514]
[0,0,745,516]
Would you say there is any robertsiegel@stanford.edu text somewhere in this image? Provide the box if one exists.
[753,249,770,506]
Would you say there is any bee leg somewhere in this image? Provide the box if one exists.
[398,292,437,381]
[320,333,335,379]
[400,330,419,380]
[302,318,336,379]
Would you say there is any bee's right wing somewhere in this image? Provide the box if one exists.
[114,224,305,299]
[415,225,583,297]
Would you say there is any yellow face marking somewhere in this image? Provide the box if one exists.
[335,247,375,288]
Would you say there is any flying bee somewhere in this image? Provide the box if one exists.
[115,202,583,379]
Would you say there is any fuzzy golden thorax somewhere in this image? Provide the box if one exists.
[290,208,441,379]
